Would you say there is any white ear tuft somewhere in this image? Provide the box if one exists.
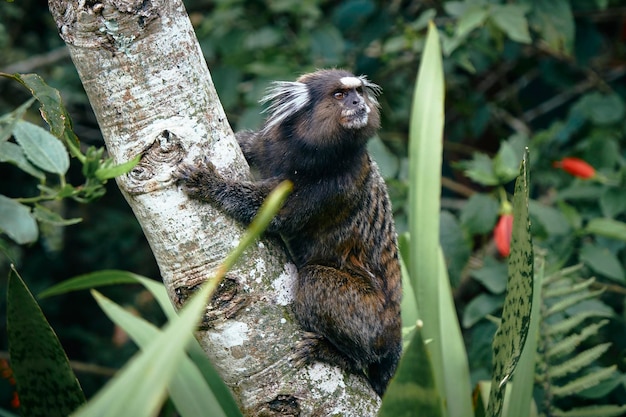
[260,81,310,132]
[359,75,382,106]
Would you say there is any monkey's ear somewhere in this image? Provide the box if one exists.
[260,81,309,131]
[359,75,382,106]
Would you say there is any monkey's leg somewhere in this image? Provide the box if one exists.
[292,264,397,394]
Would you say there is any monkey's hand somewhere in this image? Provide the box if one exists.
[175,156,222,203]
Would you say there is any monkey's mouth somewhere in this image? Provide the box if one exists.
[341,107,369,129]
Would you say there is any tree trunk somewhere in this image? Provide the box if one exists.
[47,1,380,415]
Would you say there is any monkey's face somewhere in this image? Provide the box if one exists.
[260,69,381,146]
[332,78,373,130]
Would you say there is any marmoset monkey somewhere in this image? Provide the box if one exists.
[177,69,402,396]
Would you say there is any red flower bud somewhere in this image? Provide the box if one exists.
[494,214,513,257]
[553,157,596,179]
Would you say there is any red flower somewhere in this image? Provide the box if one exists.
[494,214,513,257]
[553,157,596,179]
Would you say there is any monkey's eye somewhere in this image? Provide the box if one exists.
[333,91,345,100]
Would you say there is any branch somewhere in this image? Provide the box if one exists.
[46,1,379,415]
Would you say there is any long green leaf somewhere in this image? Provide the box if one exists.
[38,270,176,317]
[91,290,239,417]
[487,149,534,417]
[7,266,86,417]
[505,254,543,417]
[408,21,472,417]
[39,269,241,415]
[71,278,215,417]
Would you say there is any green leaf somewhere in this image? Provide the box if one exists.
[505,254,543,417]
[585,218,626,242]
[525,0,574,54]
[7,267,86,416]
[95,153,141,180]
[0,98,36,142]
[489,4,531,44]
[551,366,617,398]
[600,188,626,218]
[460,193,499,235]
[463,293,505,328]
[91,291,236,417]
[552,404,626,417]
[529,200,571,236]
[33,204,82,226]
[579,243,625,282]
[0,140,45,179]
[547,320,608,358]
[409,23,472,416]
[10,73,68,138]
[486,149,533,417]
[440,211,471,287]
[549,343,612,379]
[38,270,241,416]
[456,6,489,38]
[12,120,69,174]
[493,141,522,184]
[572,92,625,125]
[0,194,38,244]
[470,256,508,294]
[459,152,499,186]
[378,325,442,417]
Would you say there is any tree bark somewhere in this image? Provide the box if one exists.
[47,1,380,415]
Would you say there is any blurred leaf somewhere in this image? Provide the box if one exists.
[585,218,626,242]
[529,200,571,236]
[12,120,69,175]
[573,92,625,125]
[493,141,522,183]
[0,194,38,244]
[579,243,625,282]
[0,97,35,142]
[7,267,86,417]
[600,188,626,218]
[332,0,375,31]
[456,5,488,38]
[463,293,505,328]
[460,193,499,235]
[91,291,238,417]
[32,204,82,226]
[368,136,399,179]
[525,0,574,54]
[490,4,531,44]
[470,256,508,294]
[378,325,441,417]
[487,149,533,417]
[440,210,471,287]
[244,27,281,50]
[459,152,499,186]
[310,25,345,65]
[0,141,45,179]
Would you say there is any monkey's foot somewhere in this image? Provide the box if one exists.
[292,332,364,376]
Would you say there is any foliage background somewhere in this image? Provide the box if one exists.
[1,0,625,412]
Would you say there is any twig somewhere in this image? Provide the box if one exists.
[1,47,70,74]
[0,351,118,377]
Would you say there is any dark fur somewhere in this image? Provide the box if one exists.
[177,69,402,396]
